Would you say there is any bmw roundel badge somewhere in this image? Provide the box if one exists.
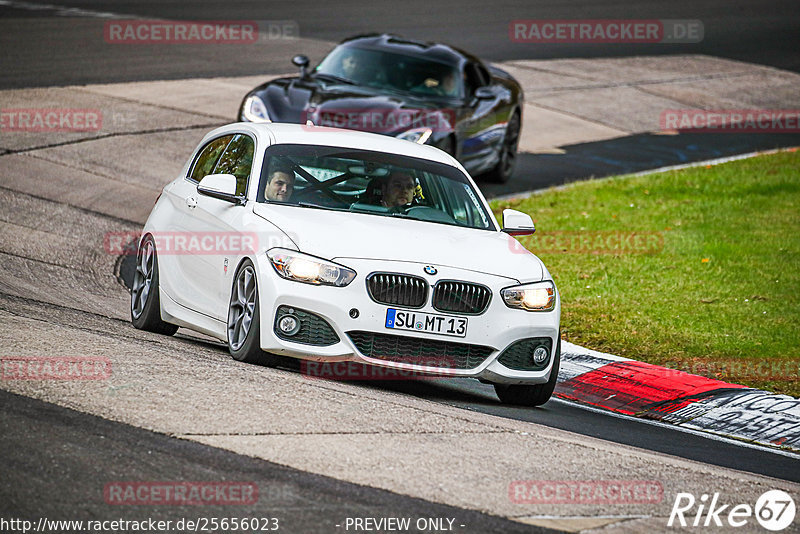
[424,265,437,275]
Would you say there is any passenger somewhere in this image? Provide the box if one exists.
[265,165,295,202]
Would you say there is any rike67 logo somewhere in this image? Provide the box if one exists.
[668,490,795,531]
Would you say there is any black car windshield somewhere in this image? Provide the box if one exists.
[315,46,464,99]
[258,144,495,231]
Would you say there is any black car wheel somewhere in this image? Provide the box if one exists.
[493,335,560,407]
[484,110,520,184]
[130,235,178,335]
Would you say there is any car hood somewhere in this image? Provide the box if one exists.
[256,77,455,136]
[253,203,543,283]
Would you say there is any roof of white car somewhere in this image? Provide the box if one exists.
[222,122,461,168]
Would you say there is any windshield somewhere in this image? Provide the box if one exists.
[257,144,495,231]
[315,46,464,98]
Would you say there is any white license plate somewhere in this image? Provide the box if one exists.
[385,309,467,338]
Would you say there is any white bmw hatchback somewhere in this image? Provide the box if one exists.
[132,123,561,406]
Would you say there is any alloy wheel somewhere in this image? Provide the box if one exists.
[228,265,257,351]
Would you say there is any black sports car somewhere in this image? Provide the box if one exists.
[237,34,524,183]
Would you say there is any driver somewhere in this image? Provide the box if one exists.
[381,171,416,208]
[340,52,359,79]
[439,71,459,97]
[265,165,295,202]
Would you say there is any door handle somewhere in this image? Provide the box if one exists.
[186,196,197,209]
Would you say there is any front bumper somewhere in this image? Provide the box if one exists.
[255,256,560,385]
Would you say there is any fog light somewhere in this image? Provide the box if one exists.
[532,346,549,364]
[278,314,300,336]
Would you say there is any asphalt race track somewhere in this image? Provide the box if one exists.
[2,1,799,532]
[0,389,554,533]
[1,0,799,89]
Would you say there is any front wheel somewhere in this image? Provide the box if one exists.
[130,235,178,335]
[493,336,560,407]
[227,260,279,366]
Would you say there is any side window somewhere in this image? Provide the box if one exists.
[189,135,233,182]
[213,134,255,196]
[463,64,484,96]
[475,63,491,87]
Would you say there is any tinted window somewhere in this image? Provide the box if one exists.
[475,63,491,86]
[258,144,495,231]
[316,46,463,98]
[463,64,482,95]
[213,134,255,196]
[189,135,232,182]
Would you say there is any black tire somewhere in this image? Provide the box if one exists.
[130,235,178,335]
[493,336,561,407]
[483,110,520,184]
[227,260,280,366]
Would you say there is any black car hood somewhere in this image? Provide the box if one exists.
[256,77,455,136]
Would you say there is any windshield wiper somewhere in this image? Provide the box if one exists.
[313,73,356,85]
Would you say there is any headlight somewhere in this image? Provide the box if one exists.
[501,280,556,311]
[267,248,356,287]
[241,95,271,123]
[396,127,432,144]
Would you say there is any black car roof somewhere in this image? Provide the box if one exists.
[336,34,481,68]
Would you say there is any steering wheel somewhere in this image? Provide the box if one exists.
[293,185,350,207]
[397,205,458,224]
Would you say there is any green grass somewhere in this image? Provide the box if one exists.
[491,150,800,396]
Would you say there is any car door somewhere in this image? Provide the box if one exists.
[182,133,256,321]
[457,62,507,173]
[161,134,232,314]
[192,133,256,321]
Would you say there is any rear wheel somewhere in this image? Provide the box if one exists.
[227,260,279,366]
[484,110,520,183]
[493,336,560,407]
[130,235,178,335]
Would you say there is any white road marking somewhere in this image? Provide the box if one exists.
[551,397,800,459]
[490,147,797,202]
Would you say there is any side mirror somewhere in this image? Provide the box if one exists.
[292,54,310,78]
[501,209,535,236]
[197,174,244,205]
[474,87,494,100]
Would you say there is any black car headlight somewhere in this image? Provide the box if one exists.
[267,248,356,287]
[241,95,271,123]
[501,280,556,311]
